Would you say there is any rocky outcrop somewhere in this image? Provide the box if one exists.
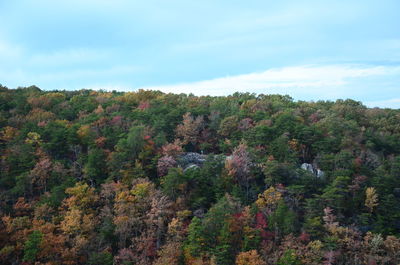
[301,163,325,178]
[178,152,207,171]
[301,163,314,173]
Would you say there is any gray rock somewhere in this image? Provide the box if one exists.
[184,164,200,172]
[178,152,206,168]
[316,169,325,178]
[301,163,315,174]
[301,163,325,178]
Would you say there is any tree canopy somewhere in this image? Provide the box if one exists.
[0,86,400,264]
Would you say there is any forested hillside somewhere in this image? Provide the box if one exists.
[1,85,400,264]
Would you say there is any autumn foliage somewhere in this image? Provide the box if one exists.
[0,87,399,264]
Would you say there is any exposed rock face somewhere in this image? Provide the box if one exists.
[301,163,325,178]
[301,163,314,173]
[178,152,206,170]
[184,164,200,172]
[316,169,325,178]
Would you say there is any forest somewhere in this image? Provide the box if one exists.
[0,85,400,265]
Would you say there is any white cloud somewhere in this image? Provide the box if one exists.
[142,64,400,100]
[365,98,400,109]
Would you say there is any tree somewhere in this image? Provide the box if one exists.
[175,112,204,146]
[88,251,113,265]
[303,217,325,239]
[2,86,400,264]
[262,159,297,186]
[202,195,241,252]
[256,186,282,213]
[30,157,52,193]
[268,200,297,238]
[154,241,183,265]
[214,220,236,265]
[161,140,183,157]
[157,155,177,177]
[277,250,302,265]
[23,230,43,262]
[218,115,239,137]
[63,182,99,210]
[112,178,173,264]
[84,147,108,185]
[108,125,147,181]
[226,143,253,201]
[161,168,187,200]
[0,126,19,142]
[321,176,351,217]
[185,217,205,256]
[42,120,71,159]
[238,118,254,132]
[365,187,378,213]
[116,125,146,160]
[236,250,265,265]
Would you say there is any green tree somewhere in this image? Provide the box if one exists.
[321,176,351,217]
[84,147,108,184]
[88,251,113,265]
[115,125,146,160]
[161,168,187,200]
[277,250,302,265]
[185,217,206,256]
[268,200,297,237]
[202,195,241,251]
[214,221,235,265]
[23,230,43,262]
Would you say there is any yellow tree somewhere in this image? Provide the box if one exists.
[365,187,378,213]
[236,250,266,265]
[0,126,19,142]
[255,186,282,213]
[60,182,99,261]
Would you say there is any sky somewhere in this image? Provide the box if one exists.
[0,0,399,108]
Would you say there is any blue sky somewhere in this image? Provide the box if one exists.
[0,0,399,108]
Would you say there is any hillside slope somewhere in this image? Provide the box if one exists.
[1,85,400,264]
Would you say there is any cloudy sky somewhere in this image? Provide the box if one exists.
[0,0,399,108]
